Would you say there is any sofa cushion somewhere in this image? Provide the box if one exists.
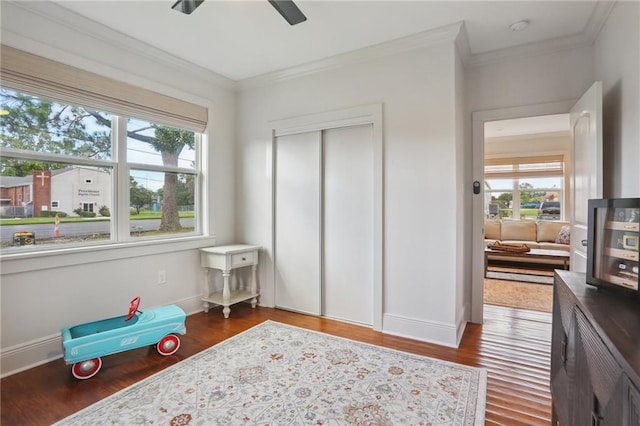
[501,220,537,242]
[537,220,569,242]
[484,220,501,240]
[539,242,570,252]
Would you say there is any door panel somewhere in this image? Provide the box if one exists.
[323,125,374,325]
[571,82,603,272]
[274,131,321,315]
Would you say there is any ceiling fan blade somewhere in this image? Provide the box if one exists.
[268,0,307,25]
[171,0,204,15]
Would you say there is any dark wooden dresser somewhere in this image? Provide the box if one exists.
[552,270,640,425]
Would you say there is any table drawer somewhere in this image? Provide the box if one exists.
[231,251,255,267]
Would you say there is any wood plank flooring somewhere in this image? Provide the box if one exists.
[0,304,552,425]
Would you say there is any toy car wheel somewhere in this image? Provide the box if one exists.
[157,334,180,356]
[72,357,102,380]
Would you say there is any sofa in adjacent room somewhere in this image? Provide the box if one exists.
[484,219,571,266]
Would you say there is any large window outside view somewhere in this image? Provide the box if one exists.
[0,88,200,251]
[484,156,564,221]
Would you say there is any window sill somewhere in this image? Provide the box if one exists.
[0,235,217,275]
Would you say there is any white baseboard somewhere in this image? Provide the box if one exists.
[0,296,204,378]
[456,303,470,347]
[0,334,64,378]
[383,313,460,348]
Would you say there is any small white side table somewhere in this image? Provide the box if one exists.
[199,244,261,318]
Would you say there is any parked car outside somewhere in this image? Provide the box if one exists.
[538,201,561,219]
[520,201,541,209]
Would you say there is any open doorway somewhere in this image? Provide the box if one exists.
[471,83,603,324]
[481,114,571,313]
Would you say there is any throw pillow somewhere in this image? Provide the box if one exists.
[556,225,571,244]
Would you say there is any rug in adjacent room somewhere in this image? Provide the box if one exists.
[484,278,553,312]
[55,320,487,425]
[485,270,554,285]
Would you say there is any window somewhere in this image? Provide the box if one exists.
[0,88,203,251]
[0,46,208,254]
[126,118,198,238]
[484,155,564,220]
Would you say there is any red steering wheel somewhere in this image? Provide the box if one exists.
[125,296,140,321]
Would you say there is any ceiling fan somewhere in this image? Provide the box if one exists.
[171,0,307,26]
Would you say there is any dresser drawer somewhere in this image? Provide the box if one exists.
[231,251,255,267]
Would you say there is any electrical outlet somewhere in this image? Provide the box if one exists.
[158,270,166,285]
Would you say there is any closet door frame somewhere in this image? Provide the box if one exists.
[271,104,384,331]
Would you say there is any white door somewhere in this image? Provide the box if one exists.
[274,131,322,315]
[323,125,374,325]
[570,81,603,271]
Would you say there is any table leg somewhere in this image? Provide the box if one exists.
[251,263,258,308]
[222,269,231,318]
[203,268,210,313]
[484,252,488,278]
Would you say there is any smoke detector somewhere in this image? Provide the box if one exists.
[509,20,530,32]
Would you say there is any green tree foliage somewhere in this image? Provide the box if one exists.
[130,177,154,214]
[518,182,546,202]
[1,89,194,230]
[0,90,111,166]
[493,192,512,208]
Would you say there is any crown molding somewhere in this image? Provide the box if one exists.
[582,0,617,43]
[2,0,616,91]
[237,22,464,91]
[1,0,236,92]
[462,0,615,68]
[454,21,472,64]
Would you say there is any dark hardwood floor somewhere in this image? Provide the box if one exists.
[1,303,552,425]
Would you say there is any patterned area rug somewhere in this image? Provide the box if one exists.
[55,321,487,425]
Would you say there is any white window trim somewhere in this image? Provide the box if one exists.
[0,235,217,275]
[0,105,210,266]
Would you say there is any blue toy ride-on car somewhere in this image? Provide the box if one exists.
[61,297,186,379]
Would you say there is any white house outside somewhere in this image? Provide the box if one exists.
[51,167,111,216]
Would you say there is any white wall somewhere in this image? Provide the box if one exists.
[237,39,465,346]
[2,0,637,378]
[454,45,470,344]
[0,2,237,376]
[484,132,571,157]
[466,46,594,113]
[593,1,640,198]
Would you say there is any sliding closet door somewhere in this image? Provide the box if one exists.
[274,131,321,315]
[323,124,374,325]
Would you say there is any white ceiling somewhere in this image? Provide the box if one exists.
[485,114,570,139]
[50,0,609,81]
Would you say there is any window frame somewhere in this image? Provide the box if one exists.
[0,102,204,248]
[484,155,565,220]
[0,91,214,267]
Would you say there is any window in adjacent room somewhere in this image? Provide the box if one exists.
[484,155,565,220]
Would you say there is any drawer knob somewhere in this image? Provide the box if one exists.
[242,257,246,261]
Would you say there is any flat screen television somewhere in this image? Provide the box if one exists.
[586,198,640,294]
